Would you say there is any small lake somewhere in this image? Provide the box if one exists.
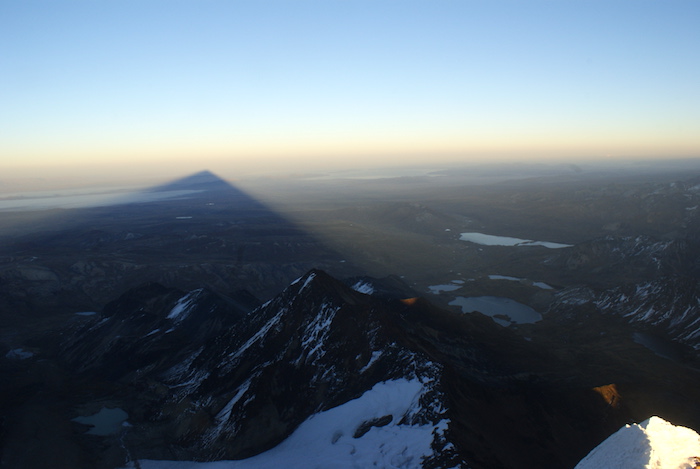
[449,296,542,327]
[428,284,462,294]
[488,274,554,290]
[633,332,685,362]
[459,232,572,249]
[73,407,129,436]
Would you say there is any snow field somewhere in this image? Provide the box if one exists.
[131,378,444,469]
[575,416,700,469]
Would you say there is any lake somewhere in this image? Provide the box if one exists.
[459,232,572,249]
[449,296,542,327]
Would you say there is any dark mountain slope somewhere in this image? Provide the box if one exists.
[8,269,700,469]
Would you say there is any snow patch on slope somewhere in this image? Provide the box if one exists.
[298,303,339,365]
[352,281,375,295]
[132,378,446,469]
[167,289,203,322]
[228,308,286,362]
[575,416,700,469]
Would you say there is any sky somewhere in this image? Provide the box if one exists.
[1,0,699,185]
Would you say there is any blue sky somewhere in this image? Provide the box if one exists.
[1,0,699,182]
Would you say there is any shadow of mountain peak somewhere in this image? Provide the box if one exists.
[148,170,235,192]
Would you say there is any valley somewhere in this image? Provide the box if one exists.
[1,160,700,468]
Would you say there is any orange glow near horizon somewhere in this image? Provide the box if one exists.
[3,129,699,185]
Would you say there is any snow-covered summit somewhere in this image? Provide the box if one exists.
[575,416,700,469]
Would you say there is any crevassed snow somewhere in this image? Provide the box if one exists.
[459,232,572,249]
[352,281,375,295]
[131,378,444,469]
[575,416,700,469]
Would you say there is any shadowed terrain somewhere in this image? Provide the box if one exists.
[2,161,700,468]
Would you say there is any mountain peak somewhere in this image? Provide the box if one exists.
[285,269,368,306]
[149,170,235,192]
[575,416,700,469]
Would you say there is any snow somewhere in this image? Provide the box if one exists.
[74,311,97,316]
[167,290,202,322]
[300,273,316,291]
[228,309,286,362]
[215,380,252,424]
[290,275,303,286]
[575,416,700,469]
[532,281,553,290]
[352,281,375,295]
[299,303,339,364]
[359,350,384,373]
[130,378,444,469]
[459,232,572,249]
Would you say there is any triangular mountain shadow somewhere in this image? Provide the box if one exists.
[114,169,270,210]
[146,170,243,193]
[0,170,364,320]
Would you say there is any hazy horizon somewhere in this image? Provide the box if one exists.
[2,1,699,187]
